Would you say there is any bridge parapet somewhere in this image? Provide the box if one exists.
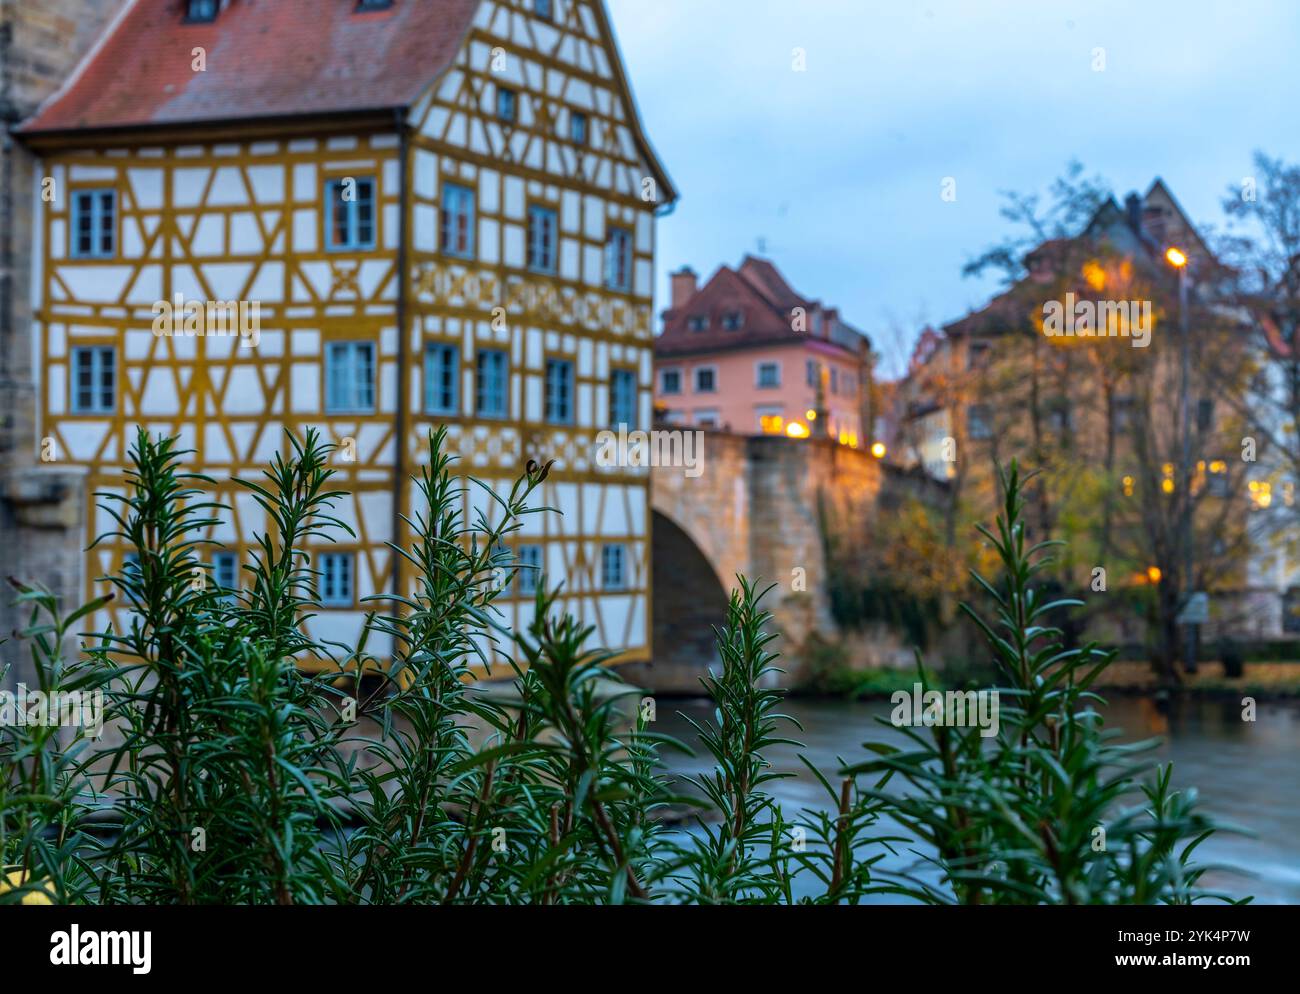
[641,429,885,692]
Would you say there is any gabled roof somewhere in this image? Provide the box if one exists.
[657,254,865,358]
[17,0,677,201]
[20,0,481,135]
[945,178,1219,340]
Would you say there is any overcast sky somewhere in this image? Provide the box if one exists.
[606,0,1300,375]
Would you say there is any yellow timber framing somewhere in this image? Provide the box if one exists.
[22,0,674,677]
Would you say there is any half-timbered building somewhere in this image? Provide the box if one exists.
[18,0,675,669]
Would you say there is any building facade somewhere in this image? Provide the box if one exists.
[15,0,675,670]
[654,255,873,445]
[893,179,1299,644]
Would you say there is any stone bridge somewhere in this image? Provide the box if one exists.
[621,430,889,694]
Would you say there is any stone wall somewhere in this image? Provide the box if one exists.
[1,0,128,687]
[648,430,885,691]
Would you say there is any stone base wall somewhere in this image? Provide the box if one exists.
[1,1,129,688]
[649,430,887,690]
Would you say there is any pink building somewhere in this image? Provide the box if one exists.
[654,256,871,445]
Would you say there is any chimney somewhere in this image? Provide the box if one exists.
[1125,193,1143,236]
[670,267,697,309]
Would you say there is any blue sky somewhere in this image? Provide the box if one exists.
[607,0,1300,375]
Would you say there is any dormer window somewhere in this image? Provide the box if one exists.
[186,0,218,22]
[722,311,743,330]
[687,315,708,332]
[356,0,393,11]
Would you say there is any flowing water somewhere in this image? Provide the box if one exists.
[654,694,1300,904]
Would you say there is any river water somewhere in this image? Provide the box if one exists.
[654,694,1300,904]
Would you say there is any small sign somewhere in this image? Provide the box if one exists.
[1176,592,1209,625]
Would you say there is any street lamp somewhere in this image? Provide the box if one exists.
[1166,245,1197,675]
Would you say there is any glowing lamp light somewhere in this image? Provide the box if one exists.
[870,442,887,459]
[806,409,818,421]
[1147,566,1163,584]
[1165,247,1188,269]
[786,421,809,439]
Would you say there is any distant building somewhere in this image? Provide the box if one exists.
[894,178,1299,641]
[653,255,872,445]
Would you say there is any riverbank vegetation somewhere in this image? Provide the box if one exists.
[1,432,1246,904]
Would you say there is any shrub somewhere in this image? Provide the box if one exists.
[0,437,1243,905]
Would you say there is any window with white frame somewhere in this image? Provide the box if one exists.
[604,227,633,291]
[527,205,558,272]
[545,358,574,424]
[213,551,238,602]
[694,409,720,428]
[610,368,637,427]
[325,177,376,250]
[320,553,354,607]
[694,366,717,393]
[722,311,743,330]
[71,189,115,258]
[516,544,542,595]
[476,349,508,417]
[70,346,115,413]
[440,182,475,258]
[601,544,626,591]
[325,342,375,412]
[756,361,781,389]
[660,368,682,395]
[424,343,458,415]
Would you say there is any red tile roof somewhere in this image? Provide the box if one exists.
[21,0,481,135]
[656,254,864,358]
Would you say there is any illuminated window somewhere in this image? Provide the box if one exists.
[757,408,784,434]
